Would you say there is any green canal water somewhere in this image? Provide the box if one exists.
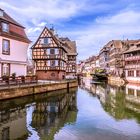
[0,79,140,140]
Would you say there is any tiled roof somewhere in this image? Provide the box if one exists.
[123,41,140,54]
[0,9,24,28]
[59,37,77,55]
[113,40,123,48]
[1,30,31,43]
[123,39,140,44]
[0,9,31,43]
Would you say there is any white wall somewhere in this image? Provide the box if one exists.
[0,36,29,76]
[11,64,26,76]
[0,36,28,62]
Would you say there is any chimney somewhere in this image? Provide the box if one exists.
[0,8,4,17]
[50,26,55,34]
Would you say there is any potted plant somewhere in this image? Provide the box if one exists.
[2,75,9,84]
[11,73,16,80]
[21,75,25,83]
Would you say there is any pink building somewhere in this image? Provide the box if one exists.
[0,9,30,77]
[124,40,140,84]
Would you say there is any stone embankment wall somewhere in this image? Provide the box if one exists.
[0,80,78,100]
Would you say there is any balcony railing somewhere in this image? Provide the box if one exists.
[125,65,140,69]
[33,55,67,61]
[36,66,66,71]
[125,56,140,61]
[0,75,37,86]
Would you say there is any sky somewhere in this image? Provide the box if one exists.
[0,0,140,61]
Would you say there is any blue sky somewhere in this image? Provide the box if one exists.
[0,0,140,61]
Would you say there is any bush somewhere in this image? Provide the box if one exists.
[2,75,9,83]
[11,73,16,80]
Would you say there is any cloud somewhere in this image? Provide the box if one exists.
[0,0,88,24]
[0,0,140,61]
[59,9,140,60]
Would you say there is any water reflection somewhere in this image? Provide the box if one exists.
[0,88,78,140]
[81,78,140,123]
[1,80,140,140]
[0,107,28,140]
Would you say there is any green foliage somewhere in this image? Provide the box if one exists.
[2,75,9,82]
[95,69,106,74]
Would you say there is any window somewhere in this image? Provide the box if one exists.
[2,63,10,76]
[136,70,140,77]
[48,60,51,66]
[55,60,58,66]
[51,60,55,67]
[2,39,10,55]
[128,70,134,77]
[50,49,55,54]
[44,37,50,44]
[44,61,47,66]
[44,49,47,55]
[2,22,9,32]
[128,88,134,95]
[40,38,50,44]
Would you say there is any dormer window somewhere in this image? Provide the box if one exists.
[2,22,9,32]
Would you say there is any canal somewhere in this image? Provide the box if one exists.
[0,79,140,140]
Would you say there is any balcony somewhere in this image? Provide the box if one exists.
[33,54,67,61]
[36,66,66,71]
[125,65,140,69]
[125,56,140,61]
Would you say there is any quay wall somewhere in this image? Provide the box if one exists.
[0,80,78,100]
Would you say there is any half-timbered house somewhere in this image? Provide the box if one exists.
[31,27,67,80]
[59,37,77,78]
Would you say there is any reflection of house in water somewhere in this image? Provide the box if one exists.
[90,83,140,122]
[31,91,77,139]
[80,78,93,93]
[125,84,140,114]
[0,88,78,140]
[92,84,110,104]
[0,107,28,140]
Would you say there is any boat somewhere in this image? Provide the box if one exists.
[91,69,108,81]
